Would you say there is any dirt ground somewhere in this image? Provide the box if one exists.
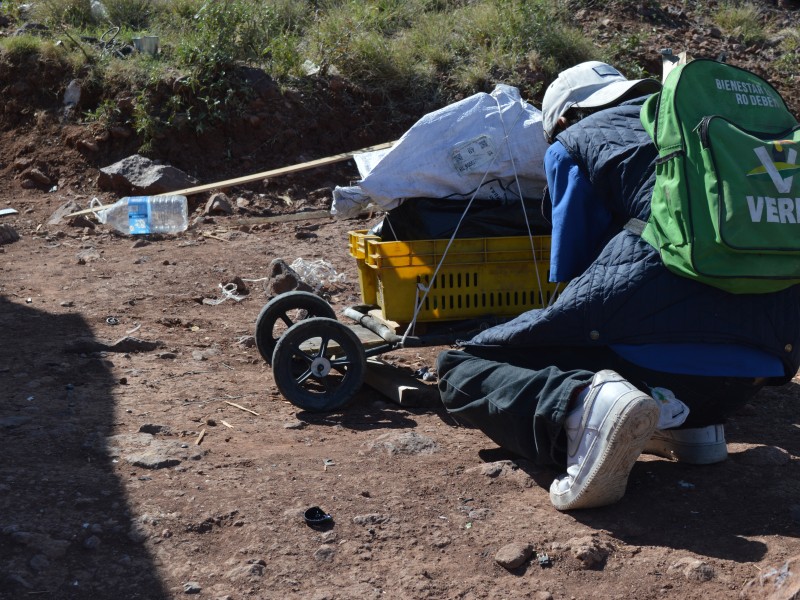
[2,128,800,600]
[3,2,800,598]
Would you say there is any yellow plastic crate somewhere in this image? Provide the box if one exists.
[347,230,558,323]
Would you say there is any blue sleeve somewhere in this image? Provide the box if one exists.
[545,143,613,282]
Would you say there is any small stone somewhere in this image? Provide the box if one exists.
[737,445,791,466]
[77,139,99,152]
[320,530,337,543]
[83,535,101,550]
[313,545,336,562]
[0,224,20,245]
[495,543,533,570]
[183,581,202,594]
[668,557,715,582]
[26,167,51,185]
[284,421,306,430]
[29,554,50,572]
[204,193,233,216]
[352,514,389,526]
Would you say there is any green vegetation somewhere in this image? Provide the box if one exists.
[6,0,784,148]
[772,27,800,86]
[714,1,767,46]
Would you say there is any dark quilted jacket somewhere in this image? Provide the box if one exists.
[466,100,800,382]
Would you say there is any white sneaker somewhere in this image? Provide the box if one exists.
[643,425,727,464]
[550,370,659,511]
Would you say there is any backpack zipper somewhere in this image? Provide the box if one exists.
[697,115,800,149]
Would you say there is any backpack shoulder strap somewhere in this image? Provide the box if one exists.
[624,218,646,236]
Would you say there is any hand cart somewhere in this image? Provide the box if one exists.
[255,231,559,412]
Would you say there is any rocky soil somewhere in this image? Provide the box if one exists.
[1,2,800,599]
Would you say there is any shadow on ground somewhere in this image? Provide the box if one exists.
[0,296,169,599]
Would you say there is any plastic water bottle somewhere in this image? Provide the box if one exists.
[96,195,189,234]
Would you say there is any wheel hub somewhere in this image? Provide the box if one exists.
[310,356,332,377]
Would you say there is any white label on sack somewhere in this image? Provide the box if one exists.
[451,135,497,176]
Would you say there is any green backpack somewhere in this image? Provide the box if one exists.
[639,58,800,294]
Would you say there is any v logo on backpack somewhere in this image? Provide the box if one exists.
[640,58,800,294]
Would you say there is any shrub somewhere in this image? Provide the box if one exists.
[715,1,767,46]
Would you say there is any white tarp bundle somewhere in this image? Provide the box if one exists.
[331,84,549,218]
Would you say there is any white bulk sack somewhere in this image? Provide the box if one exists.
[331,84,548,218]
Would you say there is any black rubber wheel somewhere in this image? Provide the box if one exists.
[254,291,335,365]
[271,317,366,412]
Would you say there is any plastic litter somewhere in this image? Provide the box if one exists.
[537,552,552,567]
[290,258,346,292]
[304,506,333,529]
[202,283,248,305]
[93,196,188,235]
[331,84,548,218]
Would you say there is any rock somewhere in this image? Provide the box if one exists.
[226,562,265,582]
[737,445,791,466]
[264,258,314,297]
[467,508,492,520]
[77,139,100,153]
[12,157,33,171]
[105,432,206,469]
[740,554,800,599]
[669,557,715,582]
[76,248,102,264]
[320,531,337,544]
[237,335,255,348]
[128,523,149,543]
[369,431,438,455]
[48,199,83,225]
[495,543,533,570]
[284,420,306,430]
[97,154,198,195]
[139,424,169,435]
[63,79,81,107]
[0,224,19,245]
[352,514,390,526]
[70,215,95,229]
[563,536,613,569]
[29,554,49,572]
[183,581,202,594]
[466,460,517,477]
[314,545,336,562]
[204,193,233,215]
[26,167,52,186]
[83,535,101,550]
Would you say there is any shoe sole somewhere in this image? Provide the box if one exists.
[550,393,659,511]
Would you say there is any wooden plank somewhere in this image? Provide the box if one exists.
[66,140,394,218]
[163,140,395,197]
[297,323,387,354]
[238,210,332,226]
[363,358,440,408]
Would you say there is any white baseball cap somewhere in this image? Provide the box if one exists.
[542,61,661,141]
